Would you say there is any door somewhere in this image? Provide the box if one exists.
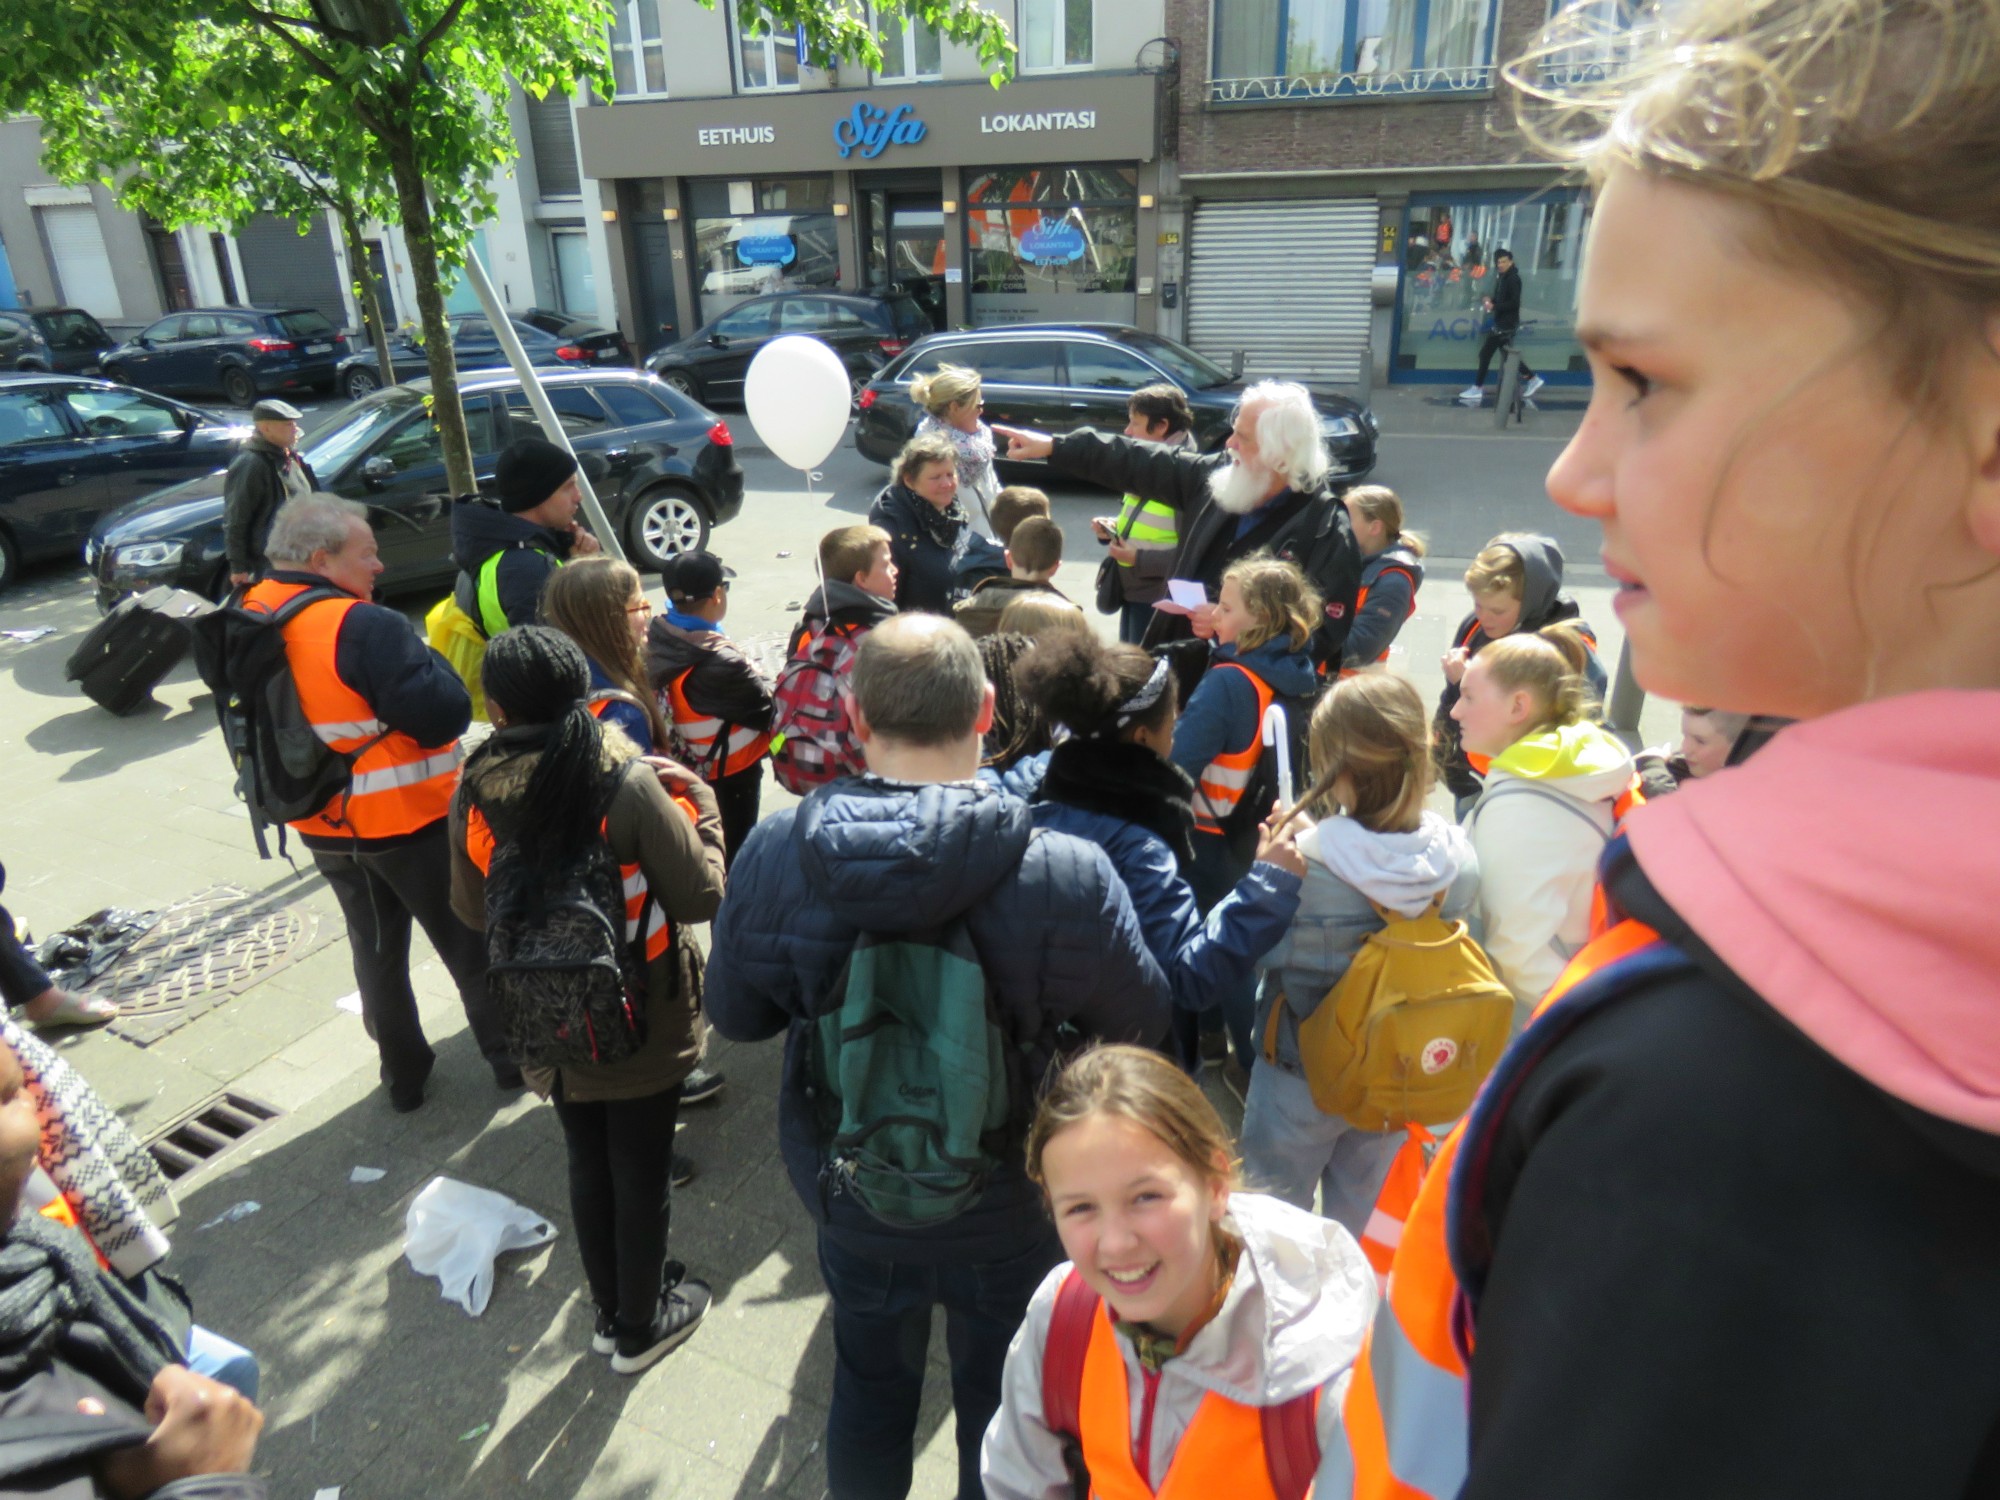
[1058,342,1169,436]
[146,221,193,311]
[55,385,205,516]
[550,229,597,316]
[120,315,185,390]
[629,220,678,353]
[363,239,397,327]
[886,195,946,330]
[174,312,225,394]
[39,205,124,320]
[700,300,777,400]
[0,385,107,559]
[337,395,495,583]
[1187,200,1376,385]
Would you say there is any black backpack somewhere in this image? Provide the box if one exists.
[189,588,385,860]
[478,768,649,1070]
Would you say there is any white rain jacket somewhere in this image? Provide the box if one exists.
[979,1191,1375,1499]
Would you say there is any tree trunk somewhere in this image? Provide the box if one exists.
[381,123,475,496]
[334,200,397,388]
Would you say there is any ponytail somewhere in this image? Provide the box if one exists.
[1477,623,1600,733]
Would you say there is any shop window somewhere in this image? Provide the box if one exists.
[609,0,667,98]
[1022,0,1093,71]
[964,165,1136,329]
[687,177,837,324]
[1538,0,1640,83]
[737,15,801,92]
[1210,0,1497,100]
[873,6,942,81]
[1392,191,1591,381]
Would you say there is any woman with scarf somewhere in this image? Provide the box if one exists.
[1011,634,1306,1075]
[868,431,971,617]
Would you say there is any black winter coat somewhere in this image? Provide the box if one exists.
[868,481,970,617]
[221,437,317,576]
[448,498,575,633]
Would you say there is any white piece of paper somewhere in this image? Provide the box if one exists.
[350,1166,385,1184]
[1167,579,1208,611]
[333,991,362,1015]
[314,1488,341,1499]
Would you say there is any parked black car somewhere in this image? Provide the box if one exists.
[645,290,933,406]
[0,373,242,591]
[855,324,1380,482]
[0,307,116,375]
[336,313,590,399]
[520,306,632,367]
[100,306,349,407]
[86,369,742,606]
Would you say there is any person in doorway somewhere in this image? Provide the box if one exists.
[1091,383,1201,644]
[869,431,972,617]
[1459,248,1545,406]
[248,493,512,1112]
[911,363,999,533]
[449,436,601,639]
[223,399,317,586]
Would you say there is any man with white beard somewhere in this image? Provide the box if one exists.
[994,382,1362,668]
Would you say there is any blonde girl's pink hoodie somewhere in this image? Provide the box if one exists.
[1626,690,2000,1133]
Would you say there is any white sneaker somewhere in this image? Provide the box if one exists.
[1521,375,1546,401]
[1456,386,1484,404]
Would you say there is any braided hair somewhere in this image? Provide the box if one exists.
[480,626,616,874]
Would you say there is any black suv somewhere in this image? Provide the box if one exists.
[101,307,350,406]
[855,324,1379,482]
[645,290,933,405]
[86,369,743,606]
[0,307,116,375]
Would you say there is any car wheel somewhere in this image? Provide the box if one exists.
[0,527,17,593]
[221,366,257,407]
[659,369,700,398]
[625,487,711,572]
[343,367,380,399]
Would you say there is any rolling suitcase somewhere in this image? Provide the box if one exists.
[65,586,216,715]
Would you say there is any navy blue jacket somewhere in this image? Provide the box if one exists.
[448,497,575,633]
[704,776,1172,1263]
[868,481,969,618]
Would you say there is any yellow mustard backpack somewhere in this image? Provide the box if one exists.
[1264,892,1515,1130]
[425,594,489,722]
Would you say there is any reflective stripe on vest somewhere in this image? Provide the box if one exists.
[1077,1293,1299,1500]
[666,669,771,780]
[1113,492,1179,563]
[1337,919,1664,1498]
[463,804,670,963]
[1358,1124,1434,1293]
[245,579,462,841]
[1192,663,1276,836]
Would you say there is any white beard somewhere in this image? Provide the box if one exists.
[1208,459,1275,515]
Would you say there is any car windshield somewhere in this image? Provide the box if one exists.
[39,311,107,350]
[301,393,423,477]
[1120,332,1234,390]
[278,310,336,340]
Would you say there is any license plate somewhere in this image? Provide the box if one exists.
[594,349,618,361]
[306,343,332,354]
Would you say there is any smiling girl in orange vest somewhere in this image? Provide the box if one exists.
[979,1044,1373,1500]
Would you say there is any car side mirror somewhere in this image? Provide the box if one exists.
[137,336,153,350]
[708,333,727,348]
[360,454,397,483]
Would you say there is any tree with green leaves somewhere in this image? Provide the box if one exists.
[1,1,1014,498]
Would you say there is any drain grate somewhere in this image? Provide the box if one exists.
[146,1093,281,1182]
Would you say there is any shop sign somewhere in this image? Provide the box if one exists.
[698,125,775,146]
[1018,217,1087,266]
[980,109,1099,133]
[735,235,798,267]
[832,101,928,160]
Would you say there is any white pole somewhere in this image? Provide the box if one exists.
[459,246,628,564]
[1261,702,1294,810]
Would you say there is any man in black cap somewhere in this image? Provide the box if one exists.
[448,435,602,638]
[644,550,775,867]
[224,398,319,586]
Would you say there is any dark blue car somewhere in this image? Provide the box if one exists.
[336,313,589,399]
[0,373,241,591]
[101,306,349,408]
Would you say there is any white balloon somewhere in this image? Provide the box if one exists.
[743,335,852,472]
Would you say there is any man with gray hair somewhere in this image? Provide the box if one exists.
[244,492,513,1112]
[704,613,1169,1500]
[996,381,1362,667]
[224,398,318,586]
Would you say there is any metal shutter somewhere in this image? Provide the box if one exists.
[1187,200,1375,386]
[235,212,347,322]
[39,204,124,319]
[526,93,582,199]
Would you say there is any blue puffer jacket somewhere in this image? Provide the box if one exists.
[704,776,1172,1263]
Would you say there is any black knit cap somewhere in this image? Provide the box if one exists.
[496,437,579,514]
[482,625,589,724]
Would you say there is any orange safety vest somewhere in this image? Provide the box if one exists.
[1192,663,1277,837]
[463,802,672,964]
[665,669,771,781]
[1337,918,1667,1498]
[1352,565,1420,667]
[245,579,462,841]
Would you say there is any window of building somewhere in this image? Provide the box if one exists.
[1022,0,1093,71]
[609,0,667,97]
[686,177,837,324]
[737,16,801,92]
[1210,0,1497,98]
[1538,0,1639,83]
[964,165,1136,328]
[872,6,942,81]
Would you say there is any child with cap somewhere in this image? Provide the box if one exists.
[448,436,603,638]
[645,549,775,868]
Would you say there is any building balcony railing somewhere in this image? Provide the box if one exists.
[1206,64,1495,103]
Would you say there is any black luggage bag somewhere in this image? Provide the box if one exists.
[64,586,216,715]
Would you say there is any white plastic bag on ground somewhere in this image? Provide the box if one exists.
[402,1176,556,1316]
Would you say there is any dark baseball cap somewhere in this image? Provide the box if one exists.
[665,551,735,600]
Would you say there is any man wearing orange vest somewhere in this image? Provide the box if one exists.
[250,494,513,1113]
[643,550,774,869]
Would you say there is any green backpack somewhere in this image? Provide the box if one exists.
[811,917,1013,1228]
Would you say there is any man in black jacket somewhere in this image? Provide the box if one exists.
[996,380,1362,670]
[448,437,601,636]
[222,400,317,586]
[1461,249,1546,406]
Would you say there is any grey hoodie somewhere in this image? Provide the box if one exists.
[979,1191,1375,1499]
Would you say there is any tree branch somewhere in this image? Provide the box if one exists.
[413,0,473,59]
[238,6,344,86]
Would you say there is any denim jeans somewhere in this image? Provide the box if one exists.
[1118,600,1153,645]
[1239,1059,1404,1240]
[816,1228,1062,1500]
[1187,832,1258,1074]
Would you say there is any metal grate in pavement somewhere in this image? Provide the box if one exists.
[145,1092,281,1181]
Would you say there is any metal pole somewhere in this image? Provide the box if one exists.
[1605,636,1646,740]
[1493,347,1521,431]
[459,247,628,564]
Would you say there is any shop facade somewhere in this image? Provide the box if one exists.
[575,72,1161,354]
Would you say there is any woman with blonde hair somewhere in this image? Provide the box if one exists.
[868,430,971,616]
[910,362,999,533]
[539,555,671,754]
